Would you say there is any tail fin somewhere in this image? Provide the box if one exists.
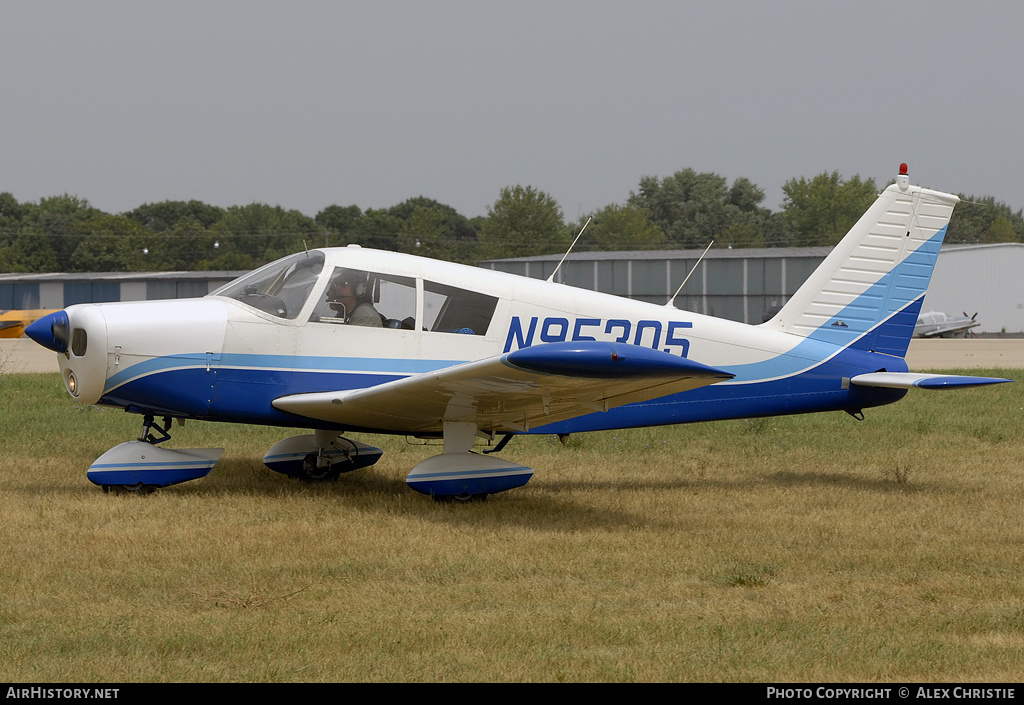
[763,167,959,358]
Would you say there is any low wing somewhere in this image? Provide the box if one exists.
[272,341,734,434]
[851,372,1012,389]
[918,323,978,338]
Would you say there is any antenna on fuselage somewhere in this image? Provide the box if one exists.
[547,216,592,283]
[665,240,714,309]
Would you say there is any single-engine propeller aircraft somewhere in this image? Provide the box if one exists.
[914,310,980,338]
[27,165,1012,499]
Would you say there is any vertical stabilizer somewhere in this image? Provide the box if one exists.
[762,167,959,358]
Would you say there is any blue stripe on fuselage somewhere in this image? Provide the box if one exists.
[100,367,411,430]
[103,352,462,395]
[98,342,908,432]
[717,296,924,384]
[535,344,909,433]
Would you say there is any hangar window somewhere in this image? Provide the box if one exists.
[1,283,40,309]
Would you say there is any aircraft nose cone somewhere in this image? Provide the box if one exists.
[25,310,70,353]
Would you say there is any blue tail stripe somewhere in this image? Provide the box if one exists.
[805,226,946,354]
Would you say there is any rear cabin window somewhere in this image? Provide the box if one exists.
[423,281,497,336]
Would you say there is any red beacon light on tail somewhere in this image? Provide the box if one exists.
[897,162,910,191]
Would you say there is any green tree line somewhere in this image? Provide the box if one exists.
[1,170,1020,273]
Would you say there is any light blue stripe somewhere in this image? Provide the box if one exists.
[720,227,946,382]
[91,461,217,469]
[104,353,465,394]
[802,228,944,348]
[409,467,532,480]
[264,449,374,461]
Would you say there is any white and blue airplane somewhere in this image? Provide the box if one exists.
[26,165,1012,499]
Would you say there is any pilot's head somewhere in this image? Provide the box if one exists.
[327,272,366,315]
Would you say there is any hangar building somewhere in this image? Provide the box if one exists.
[3,244,1022,334]
[482,243,1024,334]
[0,271,239,311]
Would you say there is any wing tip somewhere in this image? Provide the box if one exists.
[505,341,733,380]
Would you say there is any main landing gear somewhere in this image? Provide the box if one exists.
[263,426,535,501]
[262,431,384,481]
[404,423,534,501]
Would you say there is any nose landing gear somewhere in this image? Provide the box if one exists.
[87,415,224,492]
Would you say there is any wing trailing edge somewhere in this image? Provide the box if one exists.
[272,341,733,433]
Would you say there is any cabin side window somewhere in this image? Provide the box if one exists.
[311,267,416,330]
[423,281,497,336]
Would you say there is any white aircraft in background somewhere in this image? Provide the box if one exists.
[26,165,1011,499]
[915,310,980,338]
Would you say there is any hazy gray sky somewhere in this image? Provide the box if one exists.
[4,1,1023,220]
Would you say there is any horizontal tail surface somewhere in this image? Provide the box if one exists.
[763,170,959,358]
[851,372,1012,390]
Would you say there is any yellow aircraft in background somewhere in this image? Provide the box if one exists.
[0,309,60,339]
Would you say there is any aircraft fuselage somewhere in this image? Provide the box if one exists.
[49,245,906,437]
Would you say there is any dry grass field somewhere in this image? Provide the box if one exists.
[1,365,1022,682]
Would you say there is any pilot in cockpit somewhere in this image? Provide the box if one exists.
[326,271,383,327]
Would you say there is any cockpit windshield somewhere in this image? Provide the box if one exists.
[209,251,325,319]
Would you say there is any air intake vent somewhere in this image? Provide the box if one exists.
[71,328,88,357]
